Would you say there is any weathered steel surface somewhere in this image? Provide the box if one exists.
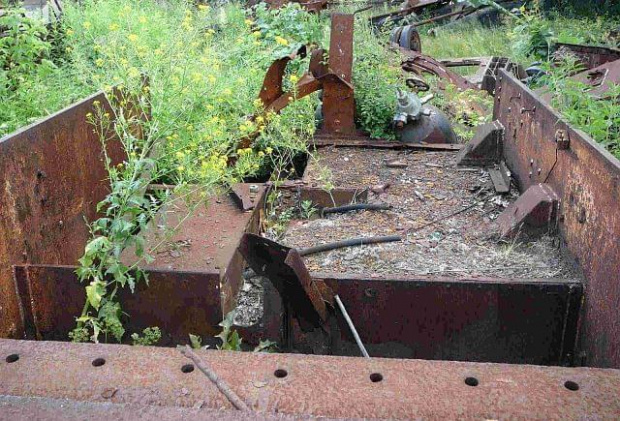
[494,69,620,368]
[13,264,223,346]
[0,92,125,339]
[121,186,265,316]
[553,42,620,70]
[322,13,356,135]
[318,273,582,364]
[2,339,620,419]
[0,396,302,421]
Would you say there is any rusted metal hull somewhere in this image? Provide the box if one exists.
[2,339,620,419]
[494,69,620,368]
[0,92,125,339]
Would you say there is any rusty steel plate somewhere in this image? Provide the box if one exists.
[2,339,620,419]
[0,92,126,339]
[317,273,582,364]
[13,264,224,347]
[494,69,620,368]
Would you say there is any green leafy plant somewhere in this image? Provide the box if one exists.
[132,327,162,346]
[300,200,317,219]
[189,333,203,350]
[216,310,243,351]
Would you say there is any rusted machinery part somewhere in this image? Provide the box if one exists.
[391,24,422,52]
[406,76,430,91]
[2,339,620,419]
[298,235,402,256]
[395,105,457,144]
[400,48,479,92]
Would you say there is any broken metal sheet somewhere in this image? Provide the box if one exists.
[2,339,620,419]
[238,234,332,332]
[0,92,126,339]
[494,69,620,368]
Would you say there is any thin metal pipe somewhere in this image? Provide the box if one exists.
[335,295,370,358]
[299,235,401,256]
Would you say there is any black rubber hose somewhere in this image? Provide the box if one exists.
[299,235,402,257]
[321,203,391,216]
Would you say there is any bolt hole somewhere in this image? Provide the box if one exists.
[465,377,479,387]
[92,358,106,367]
[274,369,288,378]
[181,364,195,373]
[5,354,19,363]
[564,380,579,391]
[370,373,383,383]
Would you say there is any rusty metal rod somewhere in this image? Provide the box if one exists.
[335,294,370,358]
[180,346,250,411]
[299,235,402,256]
[321,203,391,216]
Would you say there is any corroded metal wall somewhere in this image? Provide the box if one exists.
[0,93,125,338]
[494,70,620,368]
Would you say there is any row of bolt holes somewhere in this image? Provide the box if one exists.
[5,354,581,391]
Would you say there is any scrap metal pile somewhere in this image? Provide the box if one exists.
[1,1,620,419]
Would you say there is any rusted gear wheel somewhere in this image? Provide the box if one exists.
[399,25,421,52]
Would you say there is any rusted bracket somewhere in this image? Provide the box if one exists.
[238,13,356,151]
[494,183,559,238]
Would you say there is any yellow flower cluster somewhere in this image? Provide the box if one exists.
[274,36,288,46]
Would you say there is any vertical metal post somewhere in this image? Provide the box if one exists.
[322,13,356,135]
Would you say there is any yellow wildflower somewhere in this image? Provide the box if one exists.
[66,29,74,36]
[95,58,104,67]
[109,23,120,31]
[139,16,147,24]
[252,31,261,38]
[275,36,288,46]
[265,147,273,154]
[198,4,209,11]
[289,74,299,84]
[128,67,141,78]
[83,21,92,29]
[128,33,138,42]
[244,19,253,26]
